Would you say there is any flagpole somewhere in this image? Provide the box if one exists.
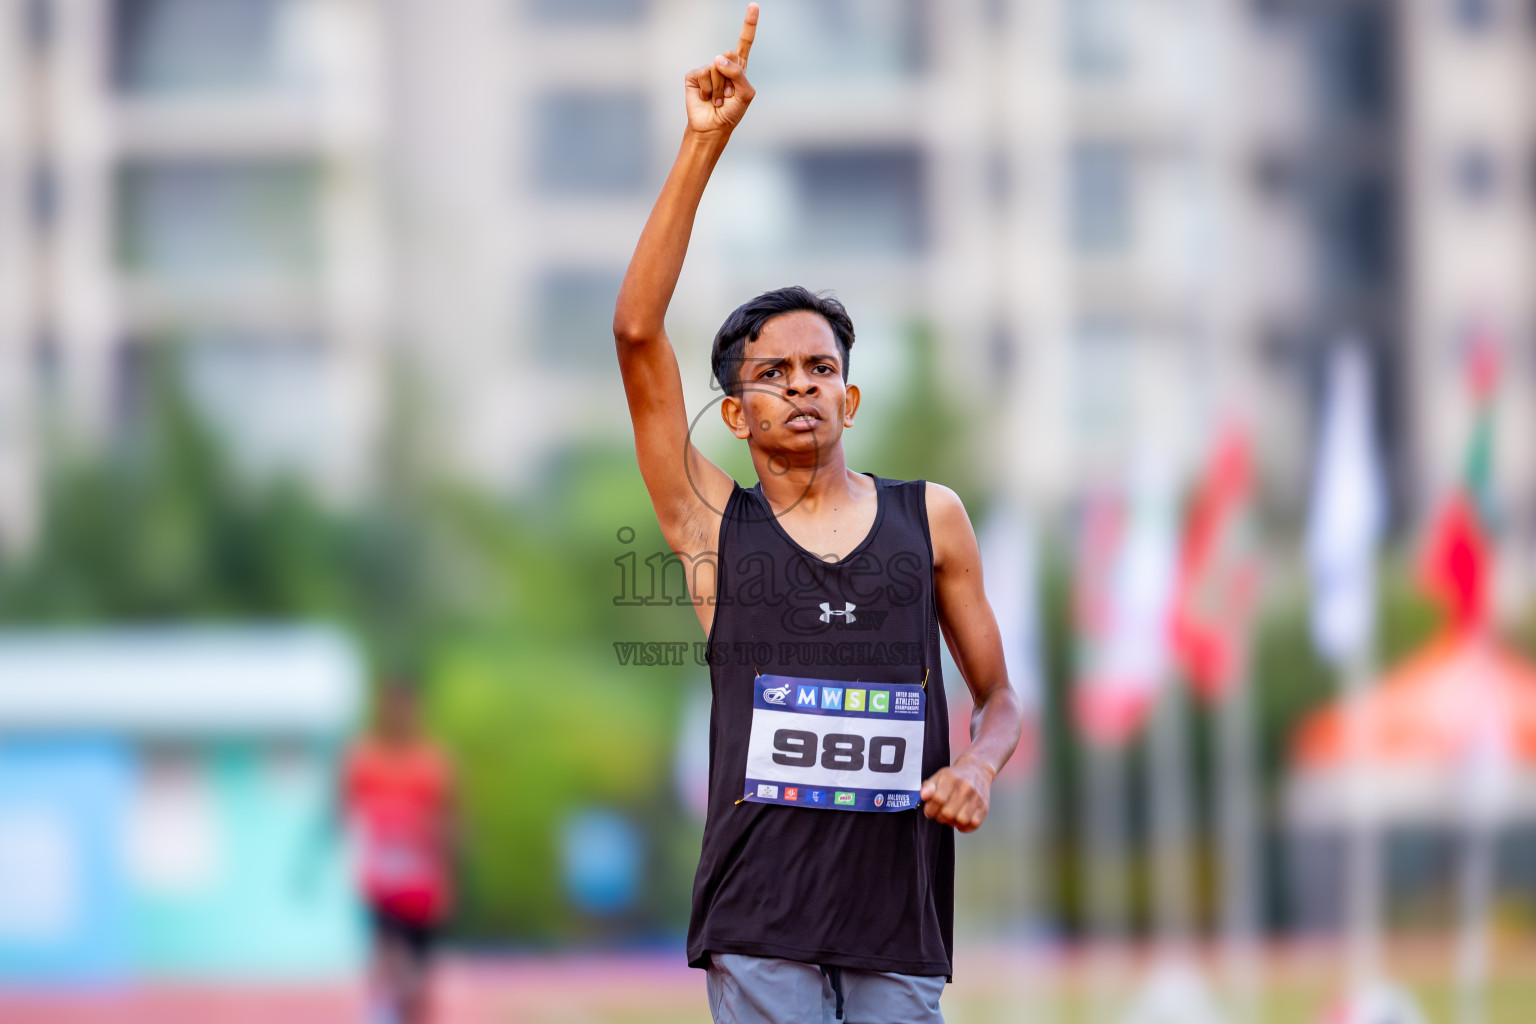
[1455,784,1494,1024]
[1083,741,1130,1024]
[1216,645,1262,1024]
[1342,645,1381,992]
[1148,678,1193,954]
[1455,638,1507,1024]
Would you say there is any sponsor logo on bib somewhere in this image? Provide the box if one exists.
[744,675,924,814]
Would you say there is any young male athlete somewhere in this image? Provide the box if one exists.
[613,6,1025,1021]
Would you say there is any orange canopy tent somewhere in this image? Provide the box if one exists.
[1287,635,1536,826]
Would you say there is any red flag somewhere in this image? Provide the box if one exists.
[1420,324,1499,636]
[1171,426,1259,701]
[1421,492,1488,635]
[1072,479,1177,748]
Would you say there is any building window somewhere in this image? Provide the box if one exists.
[1253,150,1302,204]
[1071,142,1133,254]
[536,268,624,366]
[535,92,650,196]
[116,160,321,281]
[1451,0,1497,30]
[525,0,648,24]
[1072,320,1135,442]
[1315,4,1395,120]
[32,334,63,413]
[181,334,335,475]
[115,335,336,476]
[748,0,925,81]
[1323,175,1397,288]
[790,147,927,255]
[1454,147,1498,201]
[986,144,1014,211]
[1252,0,1298,24]
[29,162,58,228]
[27,0,53,51]
[112,0,302,95]
[1067,0,1130,79]
[982,0,1009,33]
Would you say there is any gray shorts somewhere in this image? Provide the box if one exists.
[705,953,946,1024]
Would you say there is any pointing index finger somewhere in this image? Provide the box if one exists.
[736,3,758,65]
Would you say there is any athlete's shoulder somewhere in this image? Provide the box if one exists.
[922,481,969,522]
[922,482,977,562]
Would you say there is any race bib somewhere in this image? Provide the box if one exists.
[743,674,925,812]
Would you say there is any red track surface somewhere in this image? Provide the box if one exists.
[0,954,705,1024]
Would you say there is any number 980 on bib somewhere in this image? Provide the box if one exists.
[743,675,926,812]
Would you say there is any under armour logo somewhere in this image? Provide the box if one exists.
[818,602,857,623]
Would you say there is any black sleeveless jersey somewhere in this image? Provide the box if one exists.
[685,474,954,978]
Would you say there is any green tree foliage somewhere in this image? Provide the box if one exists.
[0,346,448,673]
[854,322,981,505]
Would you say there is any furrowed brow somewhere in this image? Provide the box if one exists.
[743,355,788,374]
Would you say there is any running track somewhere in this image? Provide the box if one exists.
[0,953,710,1024]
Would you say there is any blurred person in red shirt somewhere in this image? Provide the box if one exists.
[344,680,456,1024]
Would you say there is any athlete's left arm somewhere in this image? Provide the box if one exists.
[920,483,1026,833]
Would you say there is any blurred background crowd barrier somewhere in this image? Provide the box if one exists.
[1,0,1535,1021]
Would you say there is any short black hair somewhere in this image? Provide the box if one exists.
[710,286,855,397]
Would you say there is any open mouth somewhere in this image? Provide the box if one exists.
[785,411,821,429]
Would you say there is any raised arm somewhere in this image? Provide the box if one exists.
[920,483,1027,832]
[613,7,758,621]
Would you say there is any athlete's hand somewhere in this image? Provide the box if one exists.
[921,757,993,833]
[684,3,757,139]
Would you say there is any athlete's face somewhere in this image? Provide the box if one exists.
[721,311,859,458]
[377,686,420,743]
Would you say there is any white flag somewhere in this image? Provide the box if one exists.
[1076,458,1179,745]
[1307,341,1385,665]
[979,506,1042,716]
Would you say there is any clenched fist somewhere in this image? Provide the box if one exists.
[921,757,994,833]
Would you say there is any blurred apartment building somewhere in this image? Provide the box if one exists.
[0,0,389,545]
[391,0,1300,500]
[382,0,1536,529]
[1,0,1533,541]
